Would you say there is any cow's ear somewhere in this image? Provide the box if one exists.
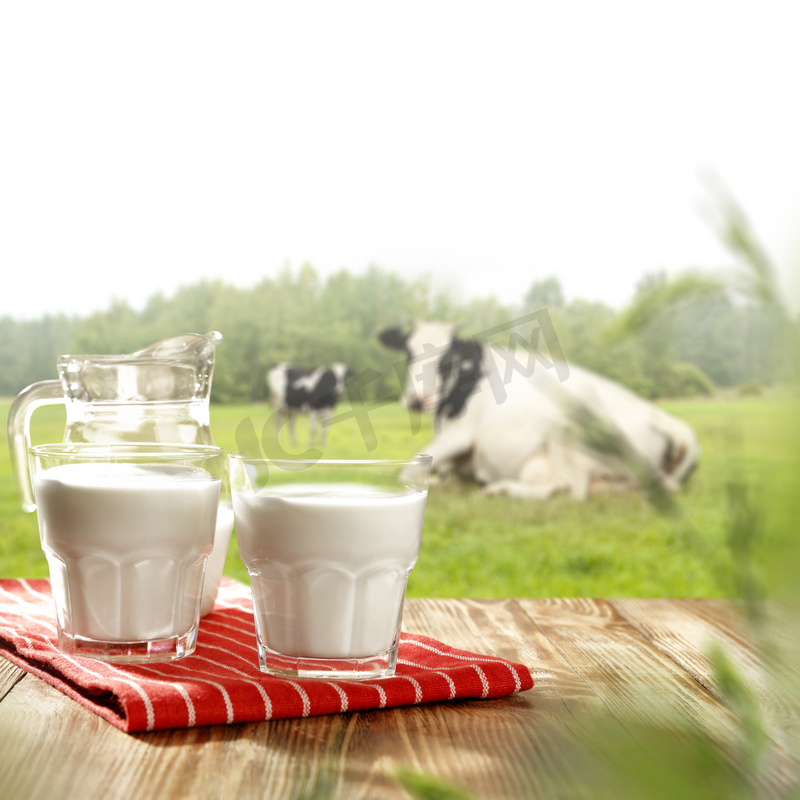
[377,326,409,351]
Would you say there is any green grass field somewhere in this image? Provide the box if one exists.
[1,395,797,598]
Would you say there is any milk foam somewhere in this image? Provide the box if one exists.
[35,462,221,642]
[234,482,428,660]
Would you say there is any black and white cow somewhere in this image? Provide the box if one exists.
[267,363,349,447]
[378,320,700,500]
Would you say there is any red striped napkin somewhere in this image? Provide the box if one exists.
[0,578,534,733]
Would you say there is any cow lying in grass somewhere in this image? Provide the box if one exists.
[379,320,699,500]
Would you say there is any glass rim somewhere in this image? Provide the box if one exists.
[29,442,227,460]
[227,452,432,468]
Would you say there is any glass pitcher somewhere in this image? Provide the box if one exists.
[7,331,233,616]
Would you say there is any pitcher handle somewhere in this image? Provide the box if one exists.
[7,380,64,512]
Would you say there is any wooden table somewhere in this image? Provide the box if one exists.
[1,598,797,799]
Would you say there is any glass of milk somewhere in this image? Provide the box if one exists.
[29,443,227,663]
[229,453,433,680]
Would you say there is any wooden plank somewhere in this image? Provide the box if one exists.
[0,599,572,800]
[0,655,24,700]
[609,599,800,708]
[521,598,799,795]
[400,598,648,798]
[609,598,800,788]
[517,598,742,743]
[0,670,365,800]
[1,599,795,800]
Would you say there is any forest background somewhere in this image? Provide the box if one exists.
[0,262,795,404]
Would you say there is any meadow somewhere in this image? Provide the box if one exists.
[1,395,795,599]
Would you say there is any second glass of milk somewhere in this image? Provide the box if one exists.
[29,443,227,663]
[230,454,433,680]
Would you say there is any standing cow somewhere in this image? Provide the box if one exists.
[267,363,349,447]
[378,320,699,500]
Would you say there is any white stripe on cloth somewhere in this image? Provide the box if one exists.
[205,608,253,626]
[403,675,423,703]
[285,680,311,717]
[0,623,36,652]
[373,683,387,707]
[193,641,256,669]
[473,665,490,698]
[402,637,509,663]
[351,682,388,708]
[136,667,197,727]
[0,586,59,638]
[1,621,159,731]
[399,655,522,693]
[209,598,251,611]
[201,628,257,650]
[144,662,235,725]
[200,618,254,637]
[64,655,158,731]
[327,682,348,713]
[399,657,489,699]
[400,637,524,691]
[397,660,459,698]
[200,617,255,633]
[4,612,58,636]
[508,664,522,692]
[433,670,457,699]
[0,585,58,623]
[18,579,53,605]
[171,683,197,726]
[181,655,272,720]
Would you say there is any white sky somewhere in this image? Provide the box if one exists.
[2,0,799,320]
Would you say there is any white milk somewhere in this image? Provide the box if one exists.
[233,483,428,659]
[34,463,221,643]
[200,502,234,617]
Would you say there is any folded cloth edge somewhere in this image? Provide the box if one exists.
[0,578,535,733]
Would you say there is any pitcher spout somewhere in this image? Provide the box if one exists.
[130,331,223,361]
[56,332,224,404]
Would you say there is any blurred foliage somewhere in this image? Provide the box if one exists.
[392,767,478,800]
[3,178,798,405]
[2,264,786,404]
[382,178,800,798]
[2,178,798,797]
[541,177,800,799]
[739,379,764,397]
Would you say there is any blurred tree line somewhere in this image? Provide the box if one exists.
[0,261,795,404]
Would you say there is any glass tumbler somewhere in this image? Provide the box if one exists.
[229,454,432,680]
[29,443,227,663]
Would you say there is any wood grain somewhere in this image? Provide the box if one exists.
[0,598,797,800]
